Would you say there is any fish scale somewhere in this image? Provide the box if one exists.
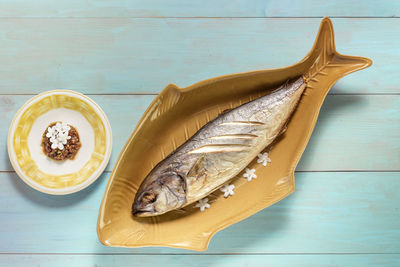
[132,77,306,216]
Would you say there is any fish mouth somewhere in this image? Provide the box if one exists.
[132,203,154,217]
[132,209,149,217]
[132,209,159,217]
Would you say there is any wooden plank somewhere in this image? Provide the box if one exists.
[0,254,399,267]
[297,94,400,171]
[0,18,397,94]
[0,172,399,254]
[1,94,399,172]
[0,1,398,18]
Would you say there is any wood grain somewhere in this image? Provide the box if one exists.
[0,172,399,254]
[0,18,397,94]
[0,254,399,267]
[0,2,397,264]
[1,94,399,172]
[0,0,398,18]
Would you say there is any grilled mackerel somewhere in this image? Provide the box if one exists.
[132,77,306,216]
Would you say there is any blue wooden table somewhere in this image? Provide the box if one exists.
[0,1,399,266]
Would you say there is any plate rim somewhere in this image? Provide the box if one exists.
[96,17,372,251]
[7,89,113,195]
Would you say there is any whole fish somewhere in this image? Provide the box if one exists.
[132,77,306,216]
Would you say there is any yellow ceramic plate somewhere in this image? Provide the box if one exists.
[8,90,112,195]
[97,18,372,251]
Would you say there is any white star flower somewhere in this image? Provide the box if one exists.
[57,142,64,150]
[46,122,72,151]
[220,184,235,198]
[46,126,56,138]
[195,198,210,212]
[61,122,70,131]
[257,152,271,167]
[243,168,257,182]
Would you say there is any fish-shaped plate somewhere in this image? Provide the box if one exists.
[97,18,372,251]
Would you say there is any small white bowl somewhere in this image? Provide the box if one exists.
[8,90,112,195]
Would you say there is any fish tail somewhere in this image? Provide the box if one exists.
[303,17,372,86]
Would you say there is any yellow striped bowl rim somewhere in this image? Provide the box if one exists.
[8,90,112,195]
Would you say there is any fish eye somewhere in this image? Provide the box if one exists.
[142,192,157,204]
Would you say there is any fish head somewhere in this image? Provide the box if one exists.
[132,171,186,217]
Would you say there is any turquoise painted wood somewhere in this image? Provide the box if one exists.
[0,18,398,94]
[0,1,398,18]
[1,255,400,267]
[1,95,399,172]
[0,1,399,265]
[1,172,399,254]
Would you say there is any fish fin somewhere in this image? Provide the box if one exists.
[172,208,186,214]
[303,18,372,85]
[220,108,232,115]
[187,154,206,180]
[188,144,250,154]
[266,124,288,143]
[278,124,287,136]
